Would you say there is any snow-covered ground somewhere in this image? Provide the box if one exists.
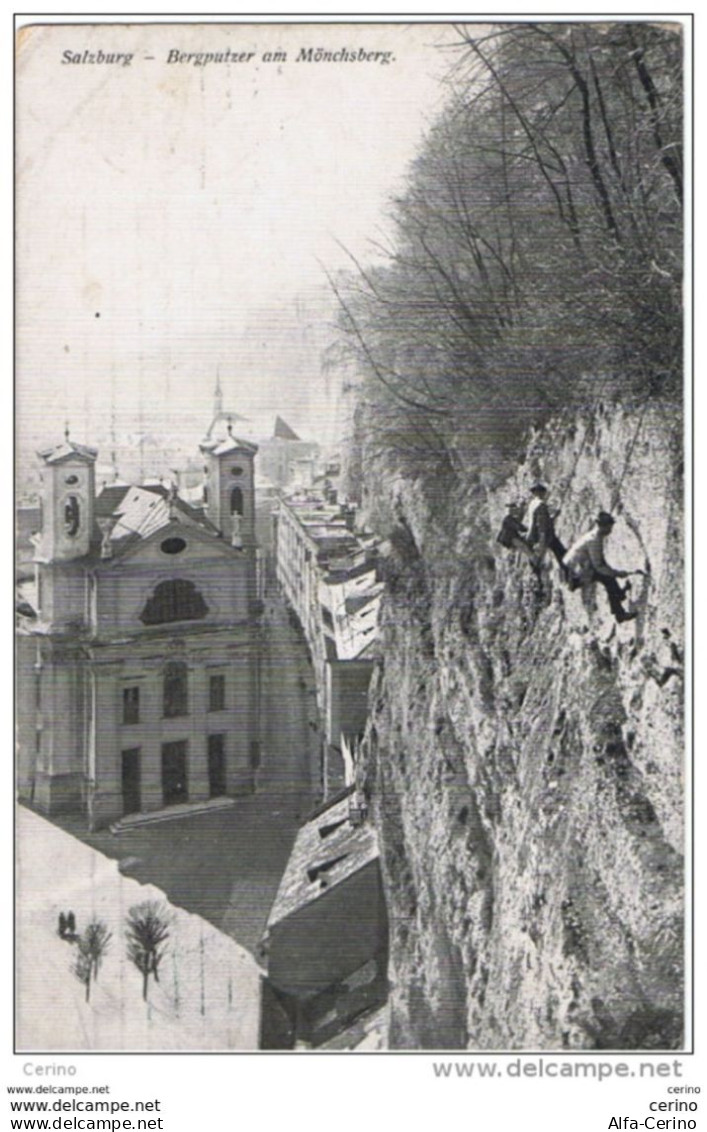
[16,807,263,1051]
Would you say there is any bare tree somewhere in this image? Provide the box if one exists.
[125,902,171,1002]
[332,21,682,491]
[83,920,112,982]
[69,920,111,1003]
[71,941,93,1003]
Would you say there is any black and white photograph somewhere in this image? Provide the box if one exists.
[14,12,690,1074]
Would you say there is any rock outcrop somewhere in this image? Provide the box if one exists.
[361,401,684,1050]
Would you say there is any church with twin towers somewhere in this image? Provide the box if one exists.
[17,402,264,830]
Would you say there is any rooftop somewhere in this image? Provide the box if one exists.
[266,793,378,929]
[37,439,98,465]
[92,484,221,562]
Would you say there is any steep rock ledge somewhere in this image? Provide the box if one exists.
[362,402,684,1050]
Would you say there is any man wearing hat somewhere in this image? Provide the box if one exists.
[563,511,637,623]
[527,483,567,568]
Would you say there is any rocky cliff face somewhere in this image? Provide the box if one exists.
[362,401,684,1050]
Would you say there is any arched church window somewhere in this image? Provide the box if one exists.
[140,579,208,626]
[163,661,188,718]
[64,496,80,537]
[230,487,244,516]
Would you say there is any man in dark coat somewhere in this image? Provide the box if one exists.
[497,502,535,563]
[527,483,567,568]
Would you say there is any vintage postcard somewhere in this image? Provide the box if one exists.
[14,13,691,1094]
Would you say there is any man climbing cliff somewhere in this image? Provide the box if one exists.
[496,502,536,563]
[526,483,567,568]
[563,511,637,623]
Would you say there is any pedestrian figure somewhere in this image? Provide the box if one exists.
[58,912,67,939]
[527,483,567,568]
[563,511,637,623]
[496,503,536,564]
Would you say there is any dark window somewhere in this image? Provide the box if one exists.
[65,474,79,485]
[209,674,225,712]
[208,734,227,797]
[307,854,348,884]
[35,730,42,754]
[163,661,188,718]
[64,495,80,537]
[319,817,348,839]
[160,537,187,555]
[35,674,42,711]
[230,466,244,477]
[162,740,188,806]
[122,748,141,815]
[230,487,244,516]
[123,686,140,725]
[140,579,208,625]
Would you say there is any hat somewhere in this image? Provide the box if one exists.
[596,511,615,527]
[530,483,547,496]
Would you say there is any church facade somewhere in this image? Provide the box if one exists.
[17,429,262,831]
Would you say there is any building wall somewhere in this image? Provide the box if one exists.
[93,545,252,635]
[35,562,90,632]
[88,627,258,828]
[275,501,380,795]
[21,574,260,829]
[29,637,87,814]
[326,659,375,747]
[16,633,40,801]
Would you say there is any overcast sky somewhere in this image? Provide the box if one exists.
[16,21,457,458]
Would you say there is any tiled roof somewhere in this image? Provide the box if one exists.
[94,485,131,518]
[95,484,220,561]
[266,793,378,929]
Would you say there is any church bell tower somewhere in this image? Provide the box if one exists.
[35,433,98,563]
[200,422,258,549]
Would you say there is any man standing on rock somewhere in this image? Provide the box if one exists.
[527,482,567,569]
[563,511,637,623]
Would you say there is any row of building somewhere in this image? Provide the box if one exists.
[273,490,382,795]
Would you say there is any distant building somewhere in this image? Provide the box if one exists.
[256,416,320,490]
[17,427,262,830]
[274,493,381,793]
[260,788,388,1049]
